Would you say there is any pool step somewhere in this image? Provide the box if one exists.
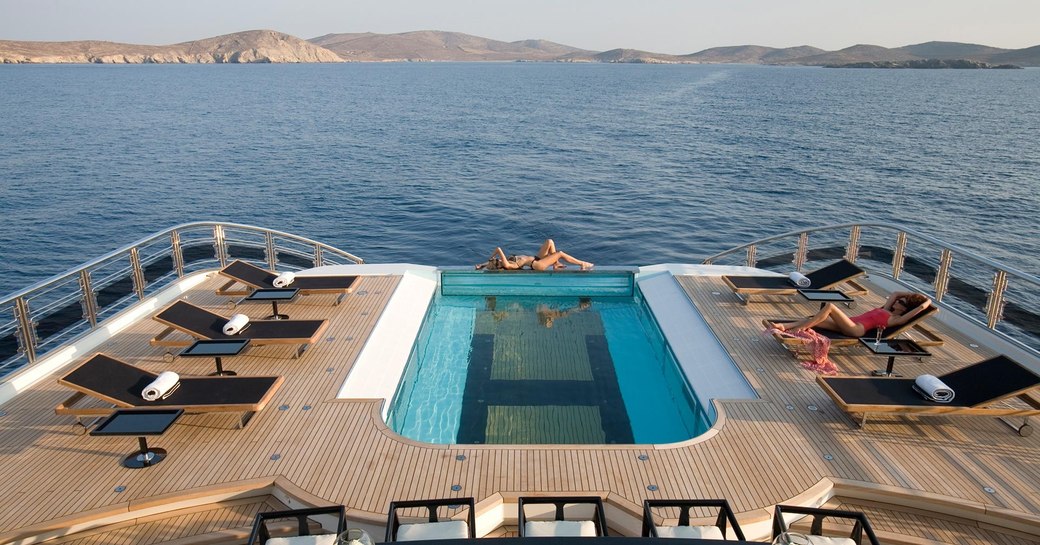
[440,270,634,297]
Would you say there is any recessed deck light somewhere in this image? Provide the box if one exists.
[279,405,289,411]
[807,405,818,411]
[451,484,462,491]
[456,454,466,461]
[270,454,281,461]
[984,487,996,494]
[637,454,649,461]
[646,485,659,491]
[114,486,125,493]
[823,454,834,461]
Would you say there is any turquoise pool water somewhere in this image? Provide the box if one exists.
[387,281,712,444]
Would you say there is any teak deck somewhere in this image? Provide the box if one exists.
[0,272,1038,544]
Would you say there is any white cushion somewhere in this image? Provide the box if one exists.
[524,520,599,537]
[397,520,470,541]
[655,525,726,540]
[806,536,857,545]
[265,535,337,545]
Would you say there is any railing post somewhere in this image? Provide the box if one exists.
[265,231,277,269]
[129,247,146,300]
[844,225,861,263]
[314,244,325,268]
[171,230,185,278]
[745,245,757,268]
[13,297,37,364]
[213,225,228,267]
[986,270,1009,330]
[891,231,907,280]
[78,270,99,328]
[934,248,953,302]
[794,232,808,271]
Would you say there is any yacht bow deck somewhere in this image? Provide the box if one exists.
[0,271,1038,544]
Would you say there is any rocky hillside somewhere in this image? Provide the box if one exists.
[310,30,589,61]
[681,45,825,64]
[0,30,342,63]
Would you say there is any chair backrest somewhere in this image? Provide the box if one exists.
[248,505,346,545]
[222,259,279,288]
[58,353,155,406]
[879,304,937,337]
[385,497,476,542]
[806,260,864,288]
[154,300,228,339]
[517,496,607,537]
[940,355,1040,407]
[773,505,880,545]
[642,499,746,541]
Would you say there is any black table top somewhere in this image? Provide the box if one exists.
[798,289,854,302]
[242,288,300,301]
[858,337,930,357]
[90,408,184,436]
[180,338,250,357]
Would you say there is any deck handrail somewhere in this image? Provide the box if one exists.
[0,222,362,377]
[703,222,1040,353]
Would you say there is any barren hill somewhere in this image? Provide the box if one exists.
[560,48,685,64]
[789,44,921,65]
[894,41,1008,60]
[0,30,342,63]
[682,45,825,64]
[310,30,590,61]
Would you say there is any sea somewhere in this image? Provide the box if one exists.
[1,63,1038,290]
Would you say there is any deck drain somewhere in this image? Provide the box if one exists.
[711,291,721,296]
[969,343,980,348]
[984,487,996,494]
[114,486,126,493]
[756,367,766,373]
[451,484,462,492]
[326,337,336,342]
[358,290,369,296]
[823,454,834,461]
[646,485,659,492]
[327,367,335,373]
[270,454,281,461]
[807,405,819,411]
[456,455,466,461]
[279,405,289,411]
[361,311,369,316]
[637,454,649,461]
[785,404,795,411]
[302,405,311,411]
[346,336,354,341]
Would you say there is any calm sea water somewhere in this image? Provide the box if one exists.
[1,63,1038,289]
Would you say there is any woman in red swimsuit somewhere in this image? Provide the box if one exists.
[770,291,930,337]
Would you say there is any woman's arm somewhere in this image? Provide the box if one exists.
[495,247,519,270]
[887,297,931,326]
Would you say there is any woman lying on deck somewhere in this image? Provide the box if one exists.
[475,239,594,271]
[769,291,931,337]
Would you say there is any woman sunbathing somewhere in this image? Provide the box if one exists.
[769,291,931,337]
[476,239,593,271]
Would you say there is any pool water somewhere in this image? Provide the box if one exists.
[387,291,712,444]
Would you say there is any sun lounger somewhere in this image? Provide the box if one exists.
[722,259,867,304]
[817,355,1040,435]
[217,259,358,303]
[55,353,283,428]
[764,304,943,350]
[151,300,329,357]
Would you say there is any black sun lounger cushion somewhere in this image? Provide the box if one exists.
[154,300,327,342]
[220,260,358,292]
[767,305,939,347]
[724,259,864,291]
[59,354,282,409]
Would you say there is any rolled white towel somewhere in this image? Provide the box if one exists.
[142,371,180,401]
[913,374,955,403]
[272,271,296,288]
[788,271,811,288]
[223,313,250,335]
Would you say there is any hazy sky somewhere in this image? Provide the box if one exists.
[1,0,1037,53]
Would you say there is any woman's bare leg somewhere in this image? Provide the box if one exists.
[771,303,862,336]
[532,251,593,271]
[536,239,557,259]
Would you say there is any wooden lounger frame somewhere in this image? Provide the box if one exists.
[54,353,284,429]
[216,259,357,304]
[763,305,944,354]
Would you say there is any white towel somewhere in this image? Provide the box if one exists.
[788,271,811,288]
[913,374,955,403]
[272,271,296,288]
[142,371,180,401]
[223,313,250,335]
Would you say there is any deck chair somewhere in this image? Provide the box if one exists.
[817,355,1040,435]
[217,259,358,303]
[55,353,283,428]
[642,499,745,540]
[773,504,880,545]
[765,304,943,351]
[722,259,867,305]
[248,505,346,545]
[518,496,608,537]
[385,497,476,541]
[151,300,329,357]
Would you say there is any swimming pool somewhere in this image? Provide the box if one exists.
[386,275,712,444]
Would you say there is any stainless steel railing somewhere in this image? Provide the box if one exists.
[0,222,363,378]
[703,222,1040,354]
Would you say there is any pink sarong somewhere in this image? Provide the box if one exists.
[767,327,838,375]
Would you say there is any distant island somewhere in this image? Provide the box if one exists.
[826,59,1023,69]
[1,30,1037,67]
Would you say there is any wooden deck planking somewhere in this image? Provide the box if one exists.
[0,272,1037,544]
